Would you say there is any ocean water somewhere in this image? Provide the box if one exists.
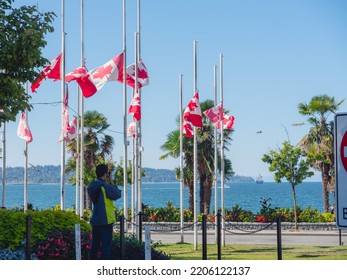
[0,182,334,214]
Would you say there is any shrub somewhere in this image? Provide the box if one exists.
[32,228,92,260]
[0,208,91,250]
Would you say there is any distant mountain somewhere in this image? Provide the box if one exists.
[0,165,254,184]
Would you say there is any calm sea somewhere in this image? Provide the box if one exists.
[0,182,334,214]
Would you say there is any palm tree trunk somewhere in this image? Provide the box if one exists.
[203,176,213,214]
[321,162,331,213]
[187,183,194,212]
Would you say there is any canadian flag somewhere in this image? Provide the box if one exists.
[62,117,78,142]
[182,92,202,138]
[17,112,33,143]
[125,60,149,89]
[128,91,141,121]
[65,66,88,83]
[219,114,235,130]
[203,103,223,125]
[31,53,62,93]
[127,121,136,138]
[60,85,70,141]
[76,52,124,98]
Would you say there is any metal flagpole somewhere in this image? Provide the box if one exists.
[137,0,142,219]
[79,0,85,217]
[24,86,29,212]
[193,40,198,250]
[179,74,184,243]
[134,32,140,239]
[122,0,129,232]
[219,53,225,246]
[60,0,66,210]
[213,64,218,243]
[131,126,135,234]
[75,0,84,216]
[1,119,5,208]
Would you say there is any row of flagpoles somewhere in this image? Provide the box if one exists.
[2,0,235,248]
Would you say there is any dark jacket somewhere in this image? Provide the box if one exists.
[87,179,121,226]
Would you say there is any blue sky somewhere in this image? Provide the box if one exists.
[3,0,347,182]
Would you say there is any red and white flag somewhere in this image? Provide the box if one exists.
[125,60,149,89]
[127,121,136,138]
[76,52,124,98]
[62,117,78,142]
[17,112,33,143]
[31,53,62,93]
[128,91,141,121]
[182,92,202,138]
[203,103,223,125]
[60,85,70,140]
[65,66,87,83]
[219,114,235,130]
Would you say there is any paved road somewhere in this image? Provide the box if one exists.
[149,229,347,246]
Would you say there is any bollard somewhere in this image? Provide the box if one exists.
[202,214,207,260]
[217,212,221,260]
[145,225,151,260]
[119,215,125,260]
[25,214,32,260]
[276,215,282,260]
[139,211,143,243]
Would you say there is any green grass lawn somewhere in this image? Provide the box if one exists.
[154,243,347,260]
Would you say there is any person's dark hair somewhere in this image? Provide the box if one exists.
[96,164,108,178]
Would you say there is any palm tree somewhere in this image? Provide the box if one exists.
[66,110,114,209]
[160,99,234,214]
[298,95,344,213]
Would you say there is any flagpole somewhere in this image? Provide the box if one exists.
[213,64,218,243]
[79,0,85,217]
[193,40,198,250]
[1,119,5,208]
[122,0,129,233]
[137,0,142,222]
[219,53,225,246]
[75,0,84,216]
[134,31,140,240]
[24,85,29,212]
[179,74,184,243]
[60,0,66,210]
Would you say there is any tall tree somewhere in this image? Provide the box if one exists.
[262,141,314,229]
[160,99,234,214]
[298,95,344,213]
[66,110,114,209]
[0,0,55,123]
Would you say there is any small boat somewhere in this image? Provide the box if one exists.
[255,174,264,184]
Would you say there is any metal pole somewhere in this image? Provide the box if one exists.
[119,215,125,259]
[213,64,218,243]
[24,108,28,212]
[134,32,139,240]
[219,53,225,246]
[277,215,282,260]
[202,214,207,260]
[1,121,6,208]
[122,0,129,232]
[217,211,221,260]
[60,0,66,210]
[137,1,143,221]
[179,74,184,243]
[79,0,85,217]
[193,40,198,250]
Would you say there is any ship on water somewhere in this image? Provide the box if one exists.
[255,174,264,184]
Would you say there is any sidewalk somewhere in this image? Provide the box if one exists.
[148,229,347,246]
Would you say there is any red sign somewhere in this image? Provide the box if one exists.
[341,130,347,172]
